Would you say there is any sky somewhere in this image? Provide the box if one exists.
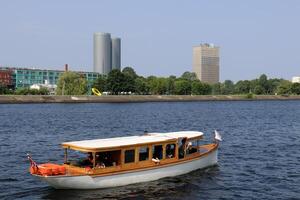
[1,0,300,81]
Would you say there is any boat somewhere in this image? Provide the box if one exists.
[27,131,221,189]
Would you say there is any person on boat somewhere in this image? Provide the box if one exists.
[81,152,93,167]
[186,142,193,154]
[153,145,163,159]
[187,142,197,154]
[95,153,106,168]
[87,152,93,163]
[179,138,187,159]
[96,162,106,168]
[166,144,173,158]
[103,154,110,166]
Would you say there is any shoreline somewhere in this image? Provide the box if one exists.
[0,95,300,104]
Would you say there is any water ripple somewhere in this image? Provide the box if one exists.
[0,101,300,199]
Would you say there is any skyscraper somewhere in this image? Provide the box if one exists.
[192,44,220,84]
[93,32,112,74]
[93,33,121,74]
[111,37,121,70]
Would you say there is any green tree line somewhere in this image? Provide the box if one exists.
[92,67,300,95]
[1,67,300,95]
[0,85,49,95]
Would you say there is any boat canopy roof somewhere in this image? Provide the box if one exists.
[62,131,203,152]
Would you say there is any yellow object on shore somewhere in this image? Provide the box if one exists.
[92,88,102,96]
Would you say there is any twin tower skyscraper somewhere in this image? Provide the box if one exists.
[93,32,121,75]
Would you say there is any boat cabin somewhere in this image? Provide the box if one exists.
[61,131,210,176]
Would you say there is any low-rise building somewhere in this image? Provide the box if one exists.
[292,76,300,83]
[0,68,13,87]
[0,66,100,89]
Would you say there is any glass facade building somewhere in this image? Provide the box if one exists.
[13,69,61,88]
[0,67,100,89]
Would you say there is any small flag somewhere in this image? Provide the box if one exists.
[214,130,222,142]
[27,153,39,169]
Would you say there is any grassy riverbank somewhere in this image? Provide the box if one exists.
[0,95,300,104]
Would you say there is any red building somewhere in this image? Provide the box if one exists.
[0,70,13,87]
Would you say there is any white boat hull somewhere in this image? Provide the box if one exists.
[37,149,218,189]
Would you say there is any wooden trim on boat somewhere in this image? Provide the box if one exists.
[56,143,218,179]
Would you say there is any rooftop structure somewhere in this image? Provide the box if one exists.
[193,43,220,84]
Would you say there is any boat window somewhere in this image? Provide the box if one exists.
[186,140,198,155]
[166,144,176,159]
[96,150,121,168]
[197,139,201,152]
[152,145,163,160]
[197,139,207,153]
[139,146,149,161]
[125,149,135,163]
[66,150,93,167]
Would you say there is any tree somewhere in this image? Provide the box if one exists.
[191,81,211,95]
[0,84,12,94]
[253,85,264,95]
[235,80,251,94]
[267,78,282,94]
[174,80,191,95]
[93,75,107,92]
[202,83,212,95]
[211,83,221,95]
[135,77,148,94]
[191,81,202,95]
[154,78,168,95]
[122,67,137,93]
[192,81,206,95]
[166,76,176,95]
[107,69,125,94]
[180,71,197,81]
[221,80,235,94]
[147,77,168,95]
[122,67,138,79]
[250,79,259,94]
[56,72,87,95]
[291,83,300,95]
[276,80,292,95]
[258,74,268,94]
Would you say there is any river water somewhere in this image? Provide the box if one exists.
[0,101,299,199]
